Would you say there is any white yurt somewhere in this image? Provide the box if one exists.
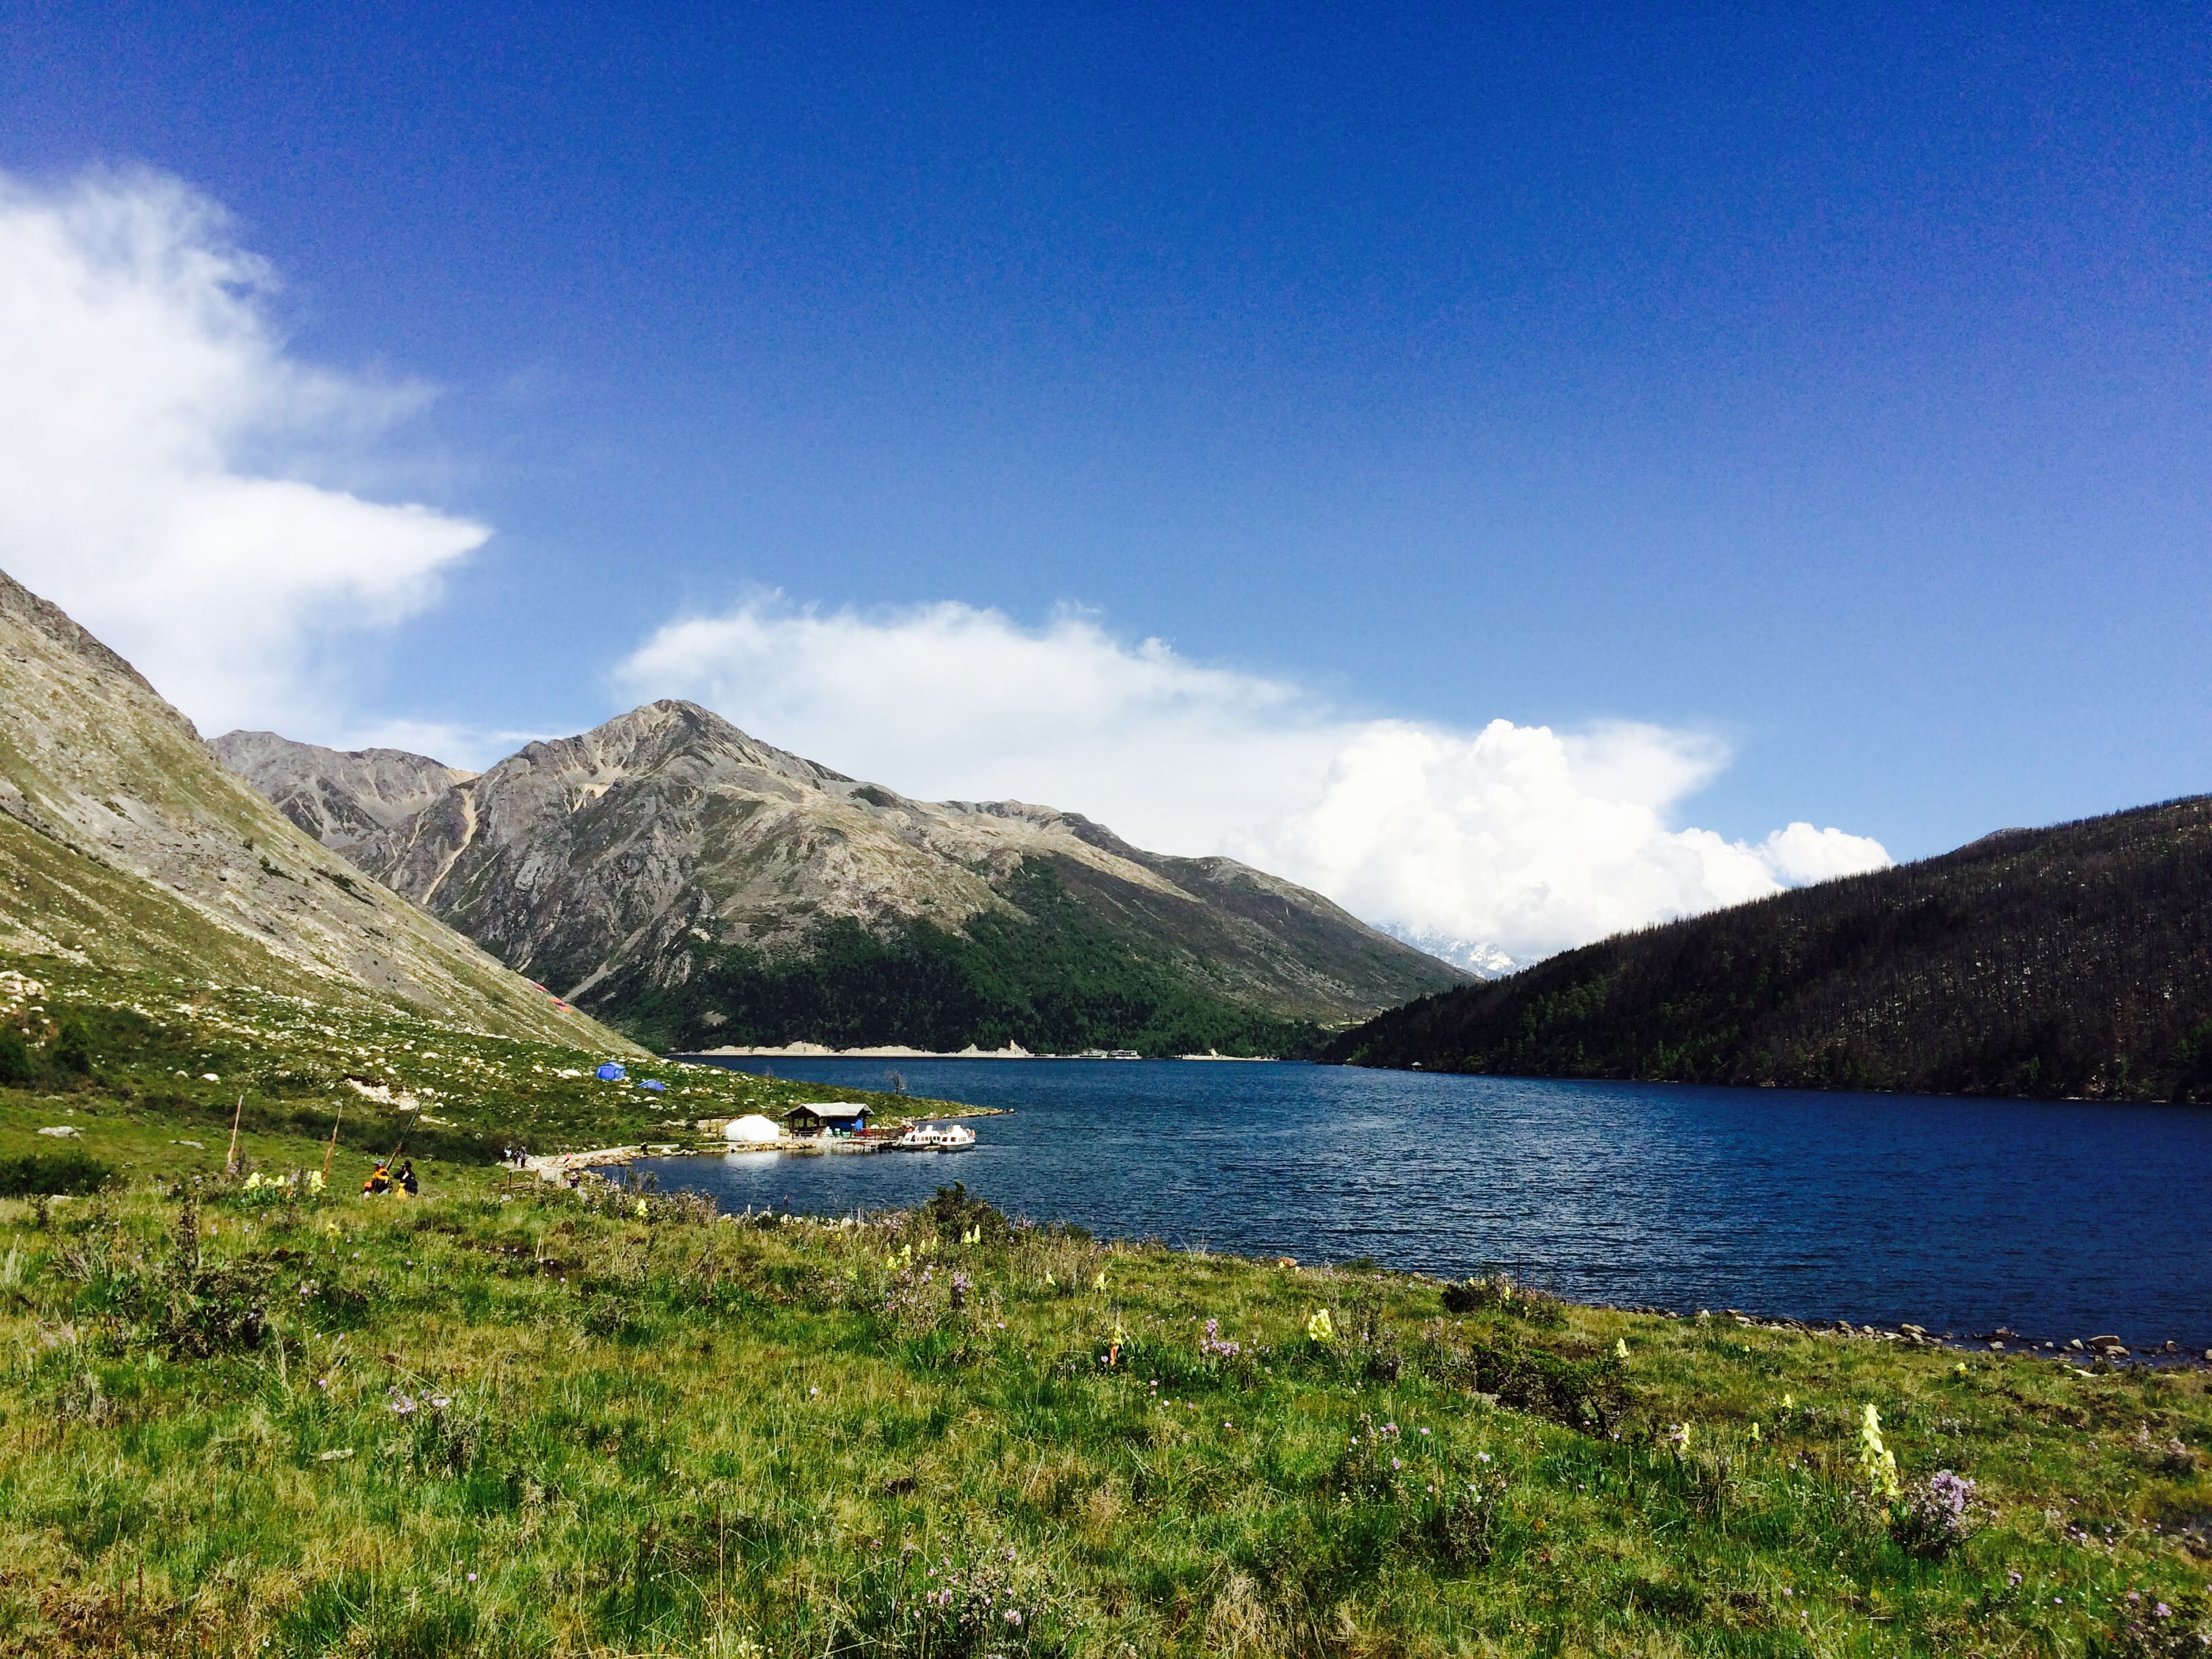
[722,1113,781,1145]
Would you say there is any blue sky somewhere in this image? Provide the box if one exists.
[2,4,2206,961]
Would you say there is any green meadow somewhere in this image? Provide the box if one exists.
[0,956,2207,1656]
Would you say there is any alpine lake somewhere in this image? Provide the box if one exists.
[637,1059,2212,1354]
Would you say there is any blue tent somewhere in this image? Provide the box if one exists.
[595,1062,627,1082]
[638,1078,667,1092]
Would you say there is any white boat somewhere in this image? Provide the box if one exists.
[896,1119,977,1150]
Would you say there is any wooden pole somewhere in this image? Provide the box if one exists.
[322,1099,344,1183]
[380,1105,418,1181]
[224,1092,245,1176]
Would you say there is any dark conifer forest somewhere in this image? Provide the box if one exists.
[621,863,1331,1059]
[1324,796,2212,1102]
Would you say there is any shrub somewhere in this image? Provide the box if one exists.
[922,1181,1014,1245]
[145,1193,272,1358]
[1887,1469,1980,1558]
[2174,1019,2212,1103]
[52,1019,93,1076]
[0,1029,33,1086]
[157,1258,274,1358]
[1440,1273,1567,1327]
[0,1148,115,1196]
[2093,1591,2211,1658]
[1421,1469,1511,1568]
[1414,1329,1629,1436]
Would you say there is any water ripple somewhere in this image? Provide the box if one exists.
[634,1060,2212,1347]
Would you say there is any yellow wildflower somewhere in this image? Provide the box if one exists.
[1306,1308,1336,1343]
[1857,1403,1900,1498]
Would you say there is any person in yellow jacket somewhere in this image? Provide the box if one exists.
[362,1163,392,1195]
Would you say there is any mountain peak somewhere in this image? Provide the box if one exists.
[225,705,1471,1048]
[211,731,480,861]
[501,699,857,790]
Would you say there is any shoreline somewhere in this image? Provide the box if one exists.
[682,1042,1036,1060]
[523,1146,2212,1364]
[1595,1299,2211,1372]
[677,1045,1283,1061]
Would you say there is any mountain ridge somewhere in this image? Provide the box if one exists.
[218,703,1471,1052]
[1324,795,2212,1101]
[0,569,642,1054]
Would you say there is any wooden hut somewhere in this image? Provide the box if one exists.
[781,1103,869,1138]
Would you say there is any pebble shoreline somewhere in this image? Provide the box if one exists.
[1596,1301,2212,1370]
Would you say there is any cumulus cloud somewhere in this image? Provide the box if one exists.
[0,169,486,735]
[617,596,1893,966]
[1235,719,1891,964]
[619,597,1337,855]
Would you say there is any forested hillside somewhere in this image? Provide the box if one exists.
[1325,796,2212,1101]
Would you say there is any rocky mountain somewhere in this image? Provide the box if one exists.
[0,569,638,1053]
[1380,925,1515,979]
[1325,796,2212,1102]
[217,701,1470,1053]
[211,730,477,872]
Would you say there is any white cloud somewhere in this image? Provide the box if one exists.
[0,169,1887,966]
[0,169,486,736]
[619,596,1336,854]
[617,595,1893,966]
[1755,820,1895,886]
[1237,720,1891,964]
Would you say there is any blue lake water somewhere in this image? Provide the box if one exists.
[636,1059,2212,1349]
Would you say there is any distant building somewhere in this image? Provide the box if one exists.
[781,1103,869,1137]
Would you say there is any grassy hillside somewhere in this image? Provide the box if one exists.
[0,950,938,1195]
[1,1175,2207,1655]
[0,945,2207,1654]
[0,568,636,1055]
[1326,797,2212,1101]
